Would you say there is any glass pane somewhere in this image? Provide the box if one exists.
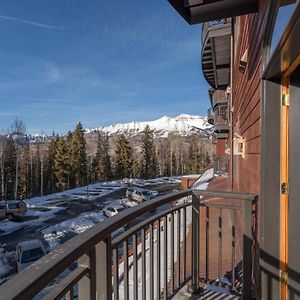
[270,1,298,57]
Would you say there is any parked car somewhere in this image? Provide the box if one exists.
[127,188,156,202]
[0,200,27,220]
[16,239,46,272]
[121,198,138,208]
[103,205,126,217]
[125,188,135,199]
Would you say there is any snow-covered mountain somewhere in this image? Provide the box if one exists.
[85,114,212,137]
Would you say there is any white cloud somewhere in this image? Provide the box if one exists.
[0,14,68,30]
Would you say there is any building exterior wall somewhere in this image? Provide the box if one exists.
[215,139,226,157]
[231,0,270,197]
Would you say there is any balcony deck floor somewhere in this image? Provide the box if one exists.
[173,285,240,300]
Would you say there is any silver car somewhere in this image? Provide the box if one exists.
[103,205,126,218]
[16,239,46,272]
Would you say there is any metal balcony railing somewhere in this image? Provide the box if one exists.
[201,19,231,45]
[214,157,230,176]
[211,90,228,108]
[0,190,257,300]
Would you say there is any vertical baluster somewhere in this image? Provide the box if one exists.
[133,234,138,300]
[113,248,119,300]
[183,207,187,281]
[142,228,146,300]
[76,241,113,300]
[177,208,181,288]
[89,247,97,300]
[150,223,154,299]
[218,208,223,282]
[232,210,236,290]
[65,288,74,300]
[164,215,168,299]
[243,200,253,299]
[123,240,129,300]
[192,194,200,292]
[157,219,161,299]
[170,212,174,294]
[206,207,210,281]
[78,254,91,300]
[91,238,112,300]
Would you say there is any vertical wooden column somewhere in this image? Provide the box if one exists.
[280,77,289,300]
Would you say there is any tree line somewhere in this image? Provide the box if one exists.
[0,120,211,201]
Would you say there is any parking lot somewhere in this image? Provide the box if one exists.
[0,178,180,284]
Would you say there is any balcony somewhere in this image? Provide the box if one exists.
[210,89,228,108]
[207,107,214,125]
[213,104,229,139]
[0,189,257,300]
[166,0,258,25]
[201,19,231,89]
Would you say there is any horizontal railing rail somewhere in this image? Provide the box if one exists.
[0,189,257,300]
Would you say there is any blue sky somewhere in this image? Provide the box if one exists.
[0,0,210,134]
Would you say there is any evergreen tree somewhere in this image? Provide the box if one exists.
[55,138,69,191]
[140,125,158,179]
[66,131,75,188]
[3,136,16,199]
[188,135,200,174]
[0,134,6,199]
[132,160,141,178]
[95,133,112,181]
[70,123,87,187]
[115,134,134,179]
[19,137,30,200]
[44,134,58,194]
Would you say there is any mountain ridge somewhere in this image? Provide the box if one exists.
[85,114,212,137]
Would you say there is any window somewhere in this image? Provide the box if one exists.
[266,0,298,65]
[8,203,18,209]
[21,248,44,263]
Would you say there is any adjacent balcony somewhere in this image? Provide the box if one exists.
[213,104,229,139]
[166,0,258,25]
[207,107,214,125]
[210,89,228,108]
[0,189,257,300]
[201,19,231,89]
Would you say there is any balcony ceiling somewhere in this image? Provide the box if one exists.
[167,0,258,24]
[202,23,231,89]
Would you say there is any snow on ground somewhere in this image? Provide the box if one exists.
[25,206,64,218]
[0,206,65,235]
[42,211,106,250]
[25,181,126,207]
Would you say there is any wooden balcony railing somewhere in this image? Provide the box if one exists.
[0,190,257,300]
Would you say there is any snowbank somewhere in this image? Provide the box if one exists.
[192,168,214,190]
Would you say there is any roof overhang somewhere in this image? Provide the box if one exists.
[167,0,259,24]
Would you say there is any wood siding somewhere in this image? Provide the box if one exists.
[232,0,270,196]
